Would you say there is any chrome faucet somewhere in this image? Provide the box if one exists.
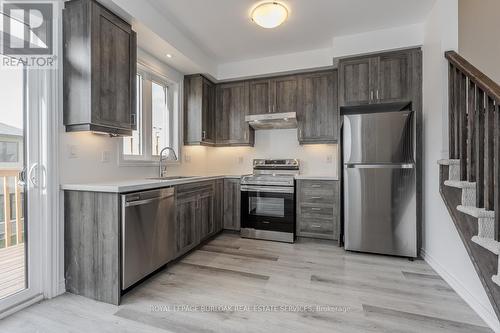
[159,147,178,178]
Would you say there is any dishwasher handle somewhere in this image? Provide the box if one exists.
[125,192,174,207]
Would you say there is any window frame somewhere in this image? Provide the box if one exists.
[119,63,180,166]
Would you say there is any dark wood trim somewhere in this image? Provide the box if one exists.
[475,88,485,207]
[458,72,468,180]
[467,81,476,182]
[445,51,500,103]
[484,97,495,210]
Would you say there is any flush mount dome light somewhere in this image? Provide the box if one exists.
[251,2,288,29]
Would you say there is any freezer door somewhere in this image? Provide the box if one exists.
[343,111,414,164]
[344,164,416,257]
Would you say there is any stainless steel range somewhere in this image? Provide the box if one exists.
[240,159,299,243]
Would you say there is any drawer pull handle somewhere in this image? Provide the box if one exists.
[311,208,321,211]
[262,221,271,224]
[312,224,321,228]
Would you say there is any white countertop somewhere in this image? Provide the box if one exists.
[295,175,339,180]
[61,174,339,193]
[61,175,243,193]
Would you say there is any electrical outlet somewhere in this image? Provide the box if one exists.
[326,155,333,163]
[101,151,111,163]
[68,145,78,159]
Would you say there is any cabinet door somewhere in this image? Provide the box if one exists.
[223,179,241,231]
[376,51,411,103]
[91,4,134,130]
[298,71,338,144]
[202,78,216,143]
[175,195,199,257]
[271,76,299,113]
[216,82,254,145]
[338,58,373,106]
[249,79,271,115]
[199,191,215,241]
[214,179,224,232]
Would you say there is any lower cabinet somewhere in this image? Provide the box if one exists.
[174,180,223,257]
[296,180,340,240]
[175,193,199,257]
[223,178,241,231]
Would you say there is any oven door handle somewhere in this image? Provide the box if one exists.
[241,185,294,194]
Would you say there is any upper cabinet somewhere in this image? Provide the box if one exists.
[272,75,299,114]
[184,75,216,145]
[338,49,419,106]
[63,0,137,136]
[248,76,299,114]
[297,70,338,144]
[216,81,254,146]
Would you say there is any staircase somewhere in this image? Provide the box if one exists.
[440,51,500,320]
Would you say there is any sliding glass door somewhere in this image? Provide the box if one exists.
[0,55,48,313]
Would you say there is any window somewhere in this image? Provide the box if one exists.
[0,141,19,162]
[121,64,179,164]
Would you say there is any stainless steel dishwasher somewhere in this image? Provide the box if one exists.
[122,187,175,290]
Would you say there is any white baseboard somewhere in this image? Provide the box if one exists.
[421,248,500,332]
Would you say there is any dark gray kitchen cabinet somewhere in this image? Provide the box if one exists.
[377,52,411,103]
[248,76,299,114]
[63,0,137,136]
[338,49,419,106]
[249,79,272,115]
[296,180,340,241]
[338,57,372,106]
[216,82,254,146]
[175,181,218,256]
[271,75,299,113]
[175,192,199,257]
[297,70,338,144]
[199,190,215,241]
[214,179,224,232]
[184,74,216,145]
[223,179,241,231]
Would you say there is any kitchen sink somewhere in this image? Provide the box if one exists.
[147,176,195,181]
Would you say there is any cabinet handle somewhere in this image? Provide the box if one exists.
[298,129,302,138]
[262,221,271,224]
[244,131,248,141]
[376,90,379,100]
[311,208,321,211]
[312,224,322,228]
[370,90,374,101]
[131,114,136,126]
[202,131,206,140]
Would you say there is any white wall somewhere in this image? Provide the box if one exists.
[458,0,500,84]
[421,0,500,331]
[332,24,424,59]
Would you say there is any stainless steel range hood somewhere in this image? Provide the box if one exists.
[245,112,297,130]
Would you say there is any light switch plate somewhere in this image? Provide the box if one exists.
[101,151,111,163]
[68,145,78,159]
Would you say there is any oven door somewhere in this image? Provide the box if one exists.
[241,185,295,233]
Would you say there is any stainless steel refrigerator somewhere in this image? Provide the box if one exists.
[343,110,416,258]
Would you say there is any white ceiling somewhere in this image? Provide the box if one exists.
[148,0,435,63]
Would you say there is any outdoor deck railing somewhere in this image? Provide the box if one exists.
[0,169,24,248]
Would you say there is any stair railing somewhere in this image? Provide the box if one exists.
[446,51,500,240]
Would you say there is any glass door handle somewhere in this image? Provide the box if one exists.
[18,168,27,187]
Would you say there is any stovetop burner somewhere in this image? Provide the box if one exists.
[240,159,300,187]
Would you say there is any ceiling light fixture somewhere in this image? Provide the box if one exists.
[166,53,172,58]
[251,2,288,29]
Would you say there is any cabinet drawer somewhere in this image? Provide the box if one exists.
[299,205,335,219]
[300,180,336,191]
[298,217,334,234]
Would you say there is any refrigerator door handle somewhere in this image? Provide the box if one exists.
[345,163,414,169]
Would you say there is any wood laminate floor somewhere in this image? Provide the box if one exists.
[0,233,492,332]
